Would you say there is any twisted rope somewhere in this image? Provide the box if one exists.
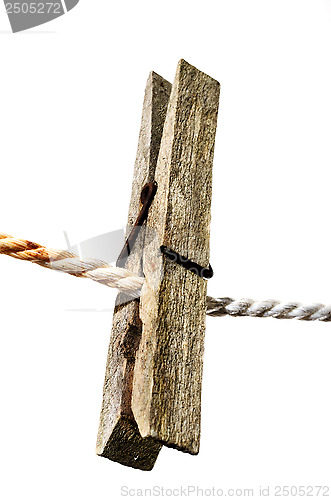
[0,233,144,296]
[1,233,330,321]
[206,297,331,321]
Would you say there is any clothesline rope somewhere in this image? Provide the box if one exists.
[1,232,330,321]
[0,233,143,296]
[206,297,331,321]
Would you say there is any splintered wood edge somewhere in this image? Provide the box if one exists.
[132,59,220,455]
[96,71,172,471]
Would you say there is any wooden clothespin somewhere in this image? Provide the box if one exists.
[96,60,220,470]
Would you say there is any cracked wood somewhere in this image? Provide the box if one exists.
[96,71,171,471]
[132,59,220,454]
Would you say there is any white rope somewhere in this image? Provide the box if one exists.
[0,233,144,297]
[206,297,331,321]
[2,233,330,321]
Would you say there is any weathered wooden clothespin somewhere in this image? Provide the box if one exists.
[96,60,220,470]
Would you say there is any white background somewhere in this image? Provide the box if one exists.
[1,1,331,498]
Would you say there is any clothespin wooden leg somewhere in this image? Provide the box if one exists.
[133,60,220,455]
[96,72,171,470]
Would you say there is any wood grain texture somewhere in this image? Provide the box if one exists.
[132,60,220,454]
[96,72,171,470]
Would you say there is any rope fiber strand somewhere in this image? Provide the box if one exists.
[1,233,330,321]
[0,233,144,296]
[206,297,331,322]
